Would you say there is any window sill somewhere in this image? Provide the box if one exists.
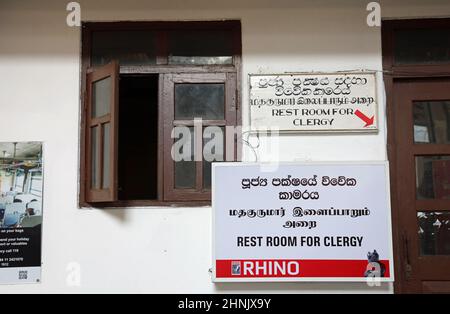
[119,64,238,74]
[79,199,211,209]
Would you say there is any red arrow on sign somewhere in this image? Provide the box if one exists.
[355,109,374,127]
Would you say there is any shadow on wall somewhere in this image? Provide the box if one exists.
[97,207,128,223]
[0,0,371,57]
[1,0,449,57]
[88,205,205,224]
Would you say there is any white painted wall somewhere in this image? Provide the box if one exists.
[0,0,449,293]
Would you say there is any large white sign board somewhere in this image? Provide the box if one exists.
[212,162,394,282]
[249,72,378,132]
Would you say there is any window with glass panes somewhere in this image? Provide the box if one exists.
[80,21,241,207]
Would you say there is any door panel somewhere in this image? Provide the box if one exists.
[85,61,119,203]
[394,79,450,293]
[162,73,237,201]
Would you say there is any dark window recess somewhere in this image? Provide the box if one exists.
[394,28,450,65]
[91,31,157,67]
[168,30,234,65]
[118,75,159,200]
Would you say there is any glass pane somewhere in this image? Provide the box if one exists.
[418,211,450,255]
[414,101,450,144]
[203,127,224,189]
[175,84,225,120]
[174,127,196,189]
[14,170,24,192]
[168,30,233,65]
[416,156,450,200]
[91,31,156,67]
[102,123,110,189]
[394,29,450,65]
[170,56,232,65]
[92,77,111,118]
[30,171,42,197]
[91,126,100,189]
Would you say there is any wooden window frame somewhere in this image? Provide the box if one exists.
[382,18,450,76]
[85,61,119,203]
[79,21,242,208]
[163,72,237,201]
[382,18,450,293]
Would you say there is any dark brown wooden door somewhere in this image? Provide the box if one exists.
[393,78,450,293]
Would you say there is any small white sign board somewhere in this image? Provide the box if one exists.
[0,142,43,285]
[212,162,394,282]
[249,72,378,132]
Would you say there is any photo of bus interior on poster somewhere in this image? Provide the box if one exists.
[0,142,43,284]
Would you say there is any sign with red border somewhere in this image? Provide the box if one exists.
[212,162,394,282]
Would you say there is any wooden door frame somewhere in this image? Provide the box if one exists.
[382,18,450,293]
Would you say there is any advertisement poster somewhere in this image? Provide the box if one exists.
[249,72,378,132]
[212,162,394,282]
[0,142,43,284]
